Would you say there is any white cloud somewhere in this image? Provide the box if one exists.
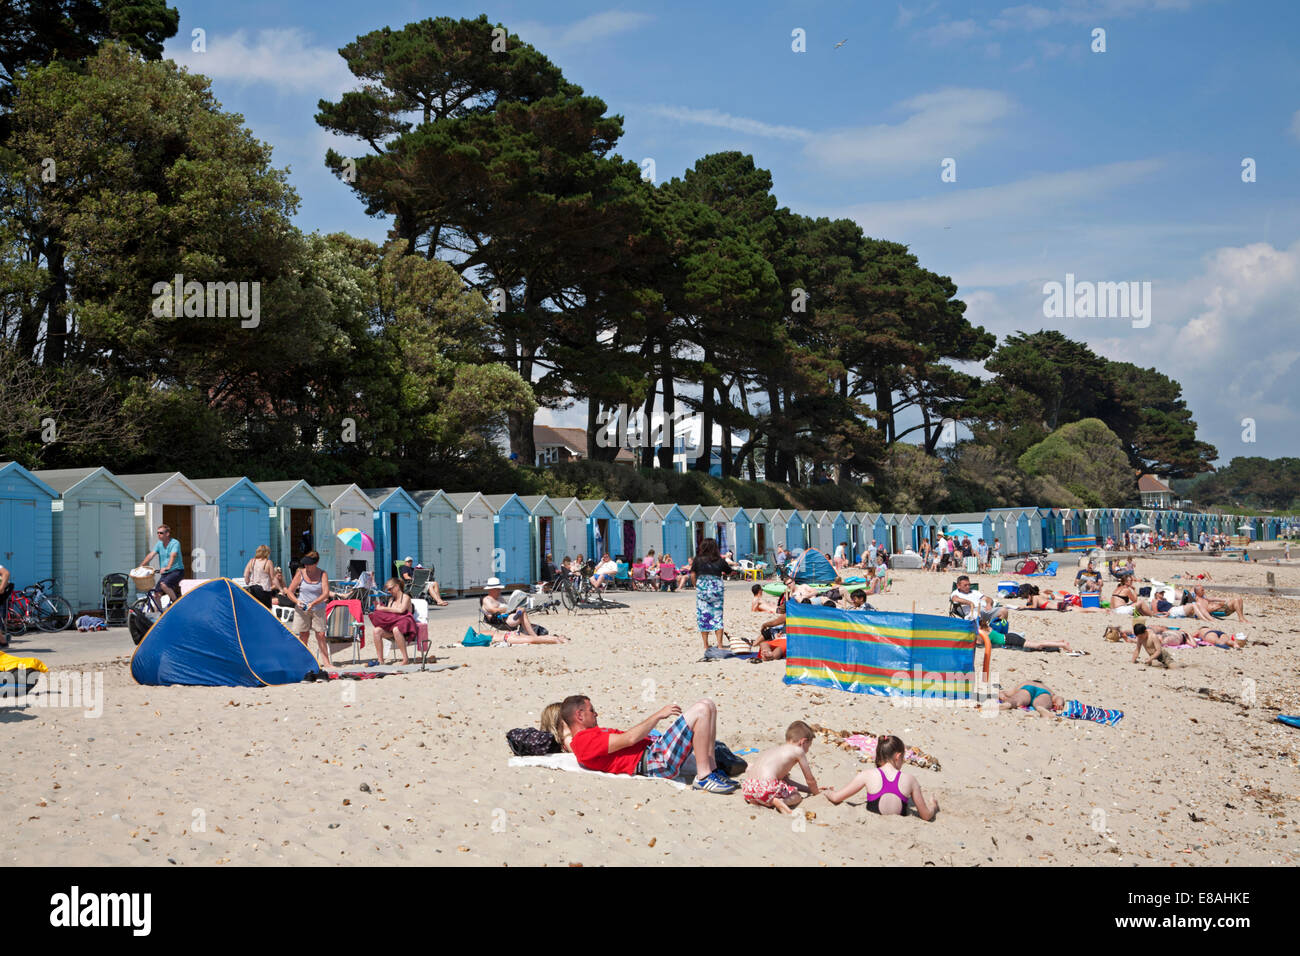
[512,11,653,51]
[896,2,941,28]
[804,88,1013,172]
[166,28,353,96]
[920,19,989,45]
[645,105,813,142]
[992,0,1202,31]
[963,239,1300,461]
[841,158,1162,235]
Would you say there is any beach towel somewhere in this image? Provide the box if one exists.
[1277,716,1300,729]
[1063,699,1124,726]
[370,608,416,640]
[508,752,693,789]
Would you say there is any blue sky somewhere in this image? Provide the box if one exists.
[164,0,1300,464]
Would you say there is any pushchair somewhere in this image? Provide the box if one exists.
[102,573,130,626]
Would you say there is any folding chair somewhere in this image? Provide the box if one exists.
[324,599,365,664]
[405,567,431,597]
[614,562,631,590]
[630,563,650,590]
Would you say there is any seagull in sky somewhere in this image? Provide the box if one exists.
[834,38,848,49]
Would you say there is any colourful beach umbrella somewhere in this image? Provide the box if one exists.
[336,528,374,551]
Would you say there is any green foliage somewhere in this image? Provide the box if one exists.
[1180,457,1300,510]
[1018,418,1135,508]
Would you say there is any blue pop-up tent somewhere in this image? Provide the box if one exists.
[789,547,836,584]
[131,579,317,686]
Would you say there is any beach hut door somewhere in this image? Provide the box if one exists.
[193,504,219,576]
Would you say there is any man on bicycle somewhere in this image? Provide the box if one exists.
[140,524,184,603]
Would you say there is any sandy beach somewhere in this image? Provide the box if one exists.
[4,551,1298,867]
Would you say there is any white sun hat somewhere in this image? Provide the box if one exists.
[485,577,503,589]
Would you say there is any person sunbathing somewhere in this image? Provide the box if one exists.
[481,579,569,644]
[1191,585,1247,623]
[562,693,737,793]
[754,637,787,661]
[998,684,1065,716]
[823,735,938,820]
[539,701,572,752]
[1102,622,1180,645]
[982,621,1071,653]
[741,721,821,813]
[1023,591,1070,611]
[751,584,779,614]
[590,554,618,591]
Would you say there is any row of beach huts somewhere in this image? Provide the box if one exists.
[0,460,1287,612]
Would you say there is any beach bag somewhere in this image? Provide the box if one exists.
[462,625,492,647]
[506,728,561,756]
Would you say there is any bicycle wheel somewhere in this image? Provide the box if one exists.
[1013,560,1028,574]
[560,581,578,612]
[128,597,160,645]
[35,594,73,632]
[3,596,27,636]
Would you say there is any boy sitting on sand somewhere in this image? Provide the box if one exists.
[741,721,821,813]
[1130,621,1175,667]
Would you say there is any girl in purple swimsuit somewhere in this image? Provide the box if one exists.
[823,735,939,820]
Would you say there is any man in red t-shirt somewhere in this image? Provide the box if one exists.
[561,695,738,793]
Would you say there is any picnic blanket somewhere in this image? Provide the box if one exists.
[508,752,694,788]
[1063,699,1124,726]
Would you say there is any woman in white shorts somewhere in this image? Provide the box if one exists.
[287,551,331,666]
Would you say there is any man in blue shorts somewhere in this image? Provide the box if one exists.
[139,524,184,603]
[563,694,737,793]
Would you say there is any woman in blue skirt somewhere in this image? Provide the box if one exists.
[690,537,732,652]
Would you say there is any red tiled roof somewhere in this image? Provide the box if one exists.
[1138,474,1171,493]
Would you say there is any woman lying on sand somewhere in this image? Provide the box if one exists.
[1104,623,1243,649]
[540,702,572,752]
[998,684,1065,716]
[822,735,938,820]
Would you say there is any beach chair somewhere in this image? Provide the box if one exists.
[657,565,678,591]
[409,598,433,668]
[404,566,431,597]
[630,563,650,590]
[964,556,979,574]
[324,599,365,664]
[989,556,1002,573]
[272,604,296,627]
[614,562,631,590]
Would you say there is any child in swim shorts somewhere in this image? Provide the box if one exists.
[740,721,821,814]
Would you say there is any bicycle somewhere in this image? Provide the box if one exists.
[128,578,173,645]
[1012,549,1052,574]
[4,579,73,635]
